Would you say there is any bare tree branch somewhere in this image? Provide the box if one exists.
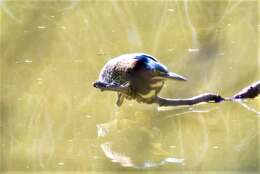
[155,93,225,106]
[232,81,260,99]
[94,80,260,107]
[155,81,260,107]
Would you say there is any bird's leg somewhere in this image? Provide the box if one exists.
[116,93,125,106]
[93,81,131,95]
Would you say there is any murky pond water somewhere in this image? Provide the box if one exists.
[1,0,259,173]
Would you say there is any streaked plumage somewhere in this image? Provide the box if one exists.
[95,53,186,106]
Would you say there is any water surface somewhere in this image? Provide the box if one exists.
[1,0,259,173]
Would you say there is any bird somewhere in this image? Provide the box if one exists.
[93,53,187,106]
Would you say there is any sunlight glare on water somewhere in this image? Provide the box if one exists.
[1,0,259,173]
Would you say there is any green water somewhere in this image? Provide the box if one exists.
[1,0,259,173]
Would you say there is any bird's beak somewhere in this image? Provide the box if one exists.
[164,72,187,81]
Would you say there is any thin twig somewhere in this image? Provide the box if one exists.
[154,93,225,106]
[232,81,260,99]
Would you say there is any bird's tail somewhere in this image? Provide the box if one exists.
[162,72,187,81]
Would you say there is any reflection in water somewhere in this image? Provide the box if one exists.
[96,105,213,169]
[184,0,199,49]
[100,142,184,169]
[97,117,185,169]
[235,100,260,115]
[97,100,259,169]
[0,0,21,23]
